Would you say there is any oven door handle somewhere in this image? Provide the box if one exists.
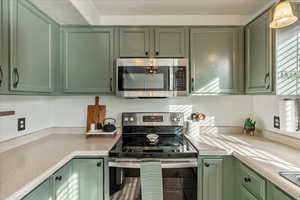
[109,160,198,169]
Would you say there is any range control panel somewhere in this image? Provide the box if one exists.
[122,112,184,127]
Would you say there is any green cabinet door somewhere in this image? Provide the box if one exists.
[190,27,244,94]
[10,0,55,92]
[72,158,104,200]
[53,161,72,200]
[245,9,274,94]
[240,186,258,200]
[154,27,187,57]
[22,178,53,200]
[0,0,9,93]
[61,27,114,93]
[202,159,223,200]
[119,27,150,57]
[267,182,294,200]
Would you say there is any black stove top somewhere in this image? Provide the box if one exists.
[109,134,198,158]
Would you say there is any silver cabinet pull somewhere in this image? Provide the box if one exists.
[264,73,270,89]
[13,68,19,88]
[0,65,3,87]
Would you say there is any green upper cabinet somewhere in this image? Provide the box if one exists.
[22,178,53,200]
[10,0,56,93]
[267,182,294,200]
[190,27,244,94]
[202,159,223,200]
[0,0,9,94]
[119,27,150,57]
[154,27,187,57]
[245,9,274,94]
[61,26,114,93]
[118,27,188,58]
[73,158,104,200]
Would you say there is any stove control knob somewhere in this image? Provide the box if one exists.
[124,117,129,122]
[129,117,135,122]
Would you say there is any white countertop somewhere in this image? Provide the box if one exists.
[186,127,300,200]
[1,127,300,200]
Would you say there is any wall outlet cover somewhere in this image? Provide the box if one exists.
[274,116,280,129]
[18,118,26,131]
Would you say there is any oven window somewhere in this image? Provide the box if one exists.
[110,167,197,200]
[118,66,170,91]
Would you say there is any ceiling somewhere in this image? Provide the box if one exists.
[29,0,276,25]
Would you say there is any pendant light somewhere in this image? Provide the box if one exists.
[270,0,298,29]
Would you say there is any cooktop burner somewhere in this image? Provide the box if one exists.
[109,134,198,158]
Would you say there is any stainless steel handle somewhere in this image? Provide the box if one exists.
[109,160,198,169]
[110,78,113,92]
[264,73,270,89]
[13,68,19,88]
[0,65,3,87]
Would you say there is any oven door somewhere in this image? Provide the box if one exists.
[109,158,198,200]
[117,59,173,97]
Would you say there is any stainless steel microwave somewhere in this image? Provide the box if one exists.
[116,58,189,98]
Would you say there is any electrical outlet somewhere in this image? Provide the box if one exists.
[18,118,26,131]
[274,116,280,129]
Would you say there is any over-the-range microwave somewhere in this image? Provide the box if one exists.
[116,58,189,98]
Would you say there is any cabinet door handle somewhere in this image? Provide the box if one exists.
[110,78,113,92]
[155,51,159,56]
[244,177,251,183]
[191,78,194,92]
[264,73,270,89]
[145,51,149,56]
[0,65,3,87]
[204,162,210,167]
[13,68,19,88]
[97,162,102,167]
[55,175,62,181]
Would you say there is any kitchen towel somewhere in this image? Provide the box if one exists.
[140,162,163,200]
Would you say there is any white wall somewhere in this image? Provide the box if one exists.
[0,96,54,142]
[52,95,252,127]
[0,95,252,142]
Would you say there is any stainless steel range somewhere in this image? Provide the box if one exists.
[109,112,198,200]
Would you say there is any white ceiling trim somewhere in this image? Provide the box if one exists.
[69,0,100,24]
[98,15,253,26]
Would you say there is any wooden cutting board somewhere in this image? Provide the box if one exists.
[86,96,106,132]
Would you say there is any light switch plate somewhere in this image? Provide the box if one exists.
[274,116,280,129]
[18,118,26,131]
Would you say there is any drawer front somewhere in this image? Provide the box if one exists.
[240,163,266,200]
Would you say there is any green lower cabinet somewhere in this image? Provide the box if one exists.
[22,178,54,200]
[241,186,258,200]
[190,27,244,95]
[10,0,56,93]
[202,158,223,200]
[53,161,72,200]
[267,182,294,200]
[239,163,266,200]
[61,26,114,93]
[72,158,104,200]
